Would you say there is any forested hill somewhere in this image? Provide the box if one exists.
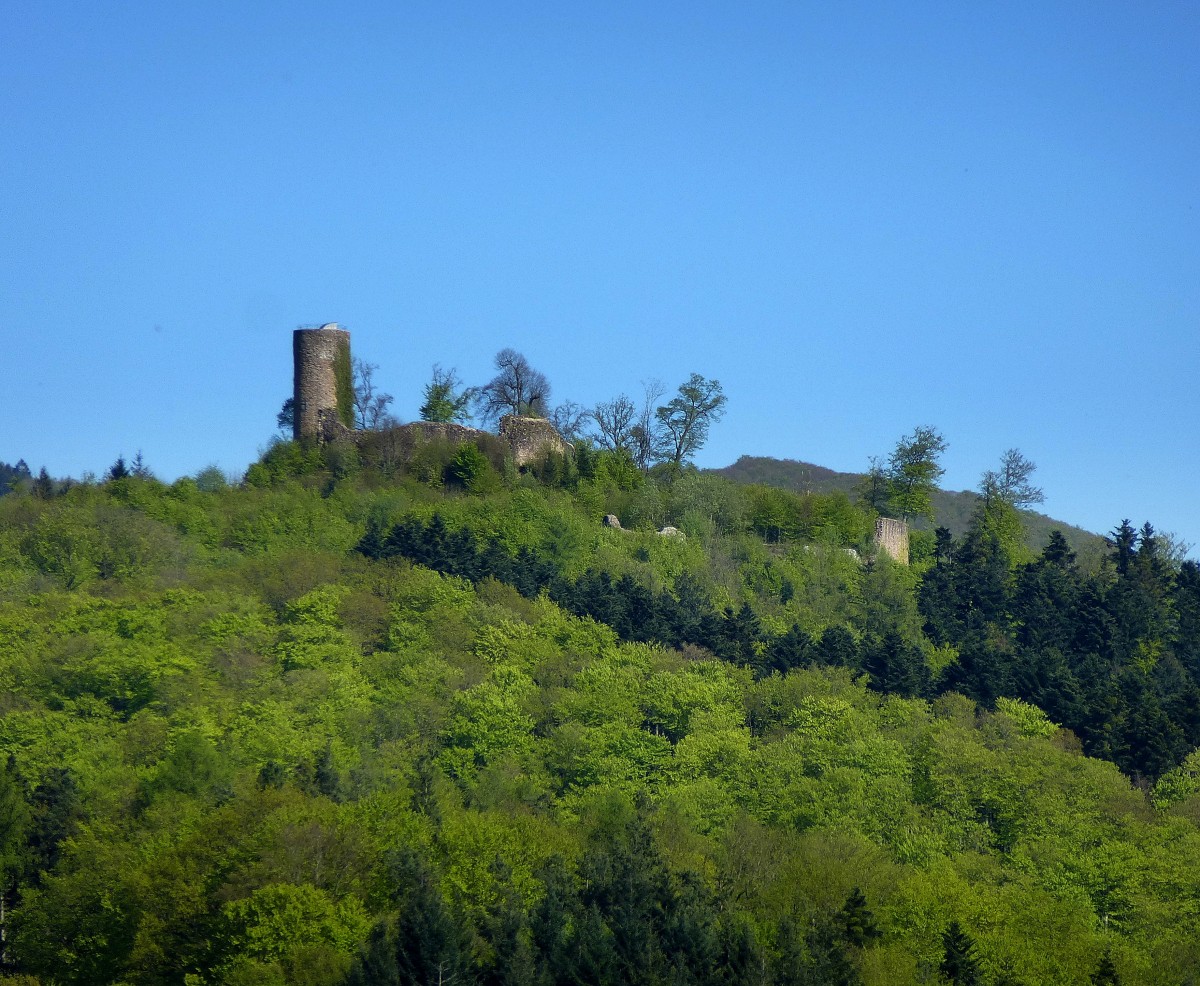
[712,455,1107,562]
[0,436,1198,985]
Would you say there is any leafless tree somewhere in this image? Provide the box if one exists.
[632,379,672,469]
[353,358,396,430]
[475,348,551,423]
[591,381,672,468]
[550,400,591,442]
[591,394,637,452]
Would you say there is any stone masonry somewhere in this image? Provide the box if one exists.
[290,330,569,465]
[874,517,910,565]
[293,324,350,441]
[498,415,573,466]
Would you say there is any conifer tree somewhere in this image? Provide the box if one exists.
[420,365,474,424]
[105,455,130,481]
[1090,951,1120,985]
[388,851,476,986]
[32,467,54,498]
[313,742,341,801]
[836,887,880,949]
[800,918,859,986]
[940,921,981,986]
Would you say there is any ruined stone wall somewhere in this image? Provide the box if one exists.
[294,325,351,441]
[401,421,489,446]
[874,517,910,565]
[289,329,572,464]
[498,415,572,466]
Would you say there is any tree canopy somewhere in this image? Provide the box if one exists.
[885,425,947,522]
[351,358,396,430]
[419,365,474,424]
[476,348,551,421]
[980,448,1044,509]
[656,373,727,467]
[0,407,1196,986]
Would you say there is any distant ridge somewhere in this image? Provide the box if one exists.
[709,455,1108,564]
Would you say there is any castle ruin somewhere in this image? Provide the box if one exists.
[498,415,572,466]
[292,328,913,560]
[290,326,571,463]
[293,324,353,442]
[874,517,909,565]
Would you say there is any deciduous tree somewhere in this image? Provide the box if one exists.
[886,426,947,522]
[856,456,890,514]
[352,359,396,430]
[980,448,1044,509]
[591,395,637,453]
[549,401,591,443]
[656,374,727,468]
[419,365,474,424]
[476,349,551,422]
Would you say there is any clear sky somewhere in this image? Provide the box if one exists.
[4,1,1197,553]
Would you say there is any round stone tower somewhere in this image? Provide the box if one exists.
[293,324,352,441]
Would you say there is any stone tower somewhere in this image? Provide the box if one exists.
[874,517,910,565]
[293,324,352,441]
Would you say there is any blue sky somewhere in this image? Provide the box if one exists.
[3,1,1197,553]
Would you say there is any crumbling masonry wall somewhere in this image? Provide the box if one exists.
[289,329,571,464]
[499,415,573,466]
[294,325,351,441]
[874,517,910,565]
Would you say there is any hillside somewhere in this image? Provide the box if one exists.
[0,437,1197,984]
[712,455,1109,565]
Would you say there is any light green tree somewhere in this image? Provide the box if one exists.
[656,374,727,468]
[975,448,1044,564]
[980,448,1043,509]
[419,364,474,423]
[886,426,947,522]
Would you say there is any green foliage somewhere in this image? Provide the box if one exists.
[1150,749,1200,809]
[655,373,727,468]
[334,337,355,429]
[940,920,981,985]
[321,441,361,481]
[446,442,501,495]
[994,696,1058,738]
[406,437,457,487]
[972,497,1032,567]
[222,882,369,973]
[885,425,947,523]
[0,756,30,885]
[718,455,1107,564]
[747,485,869,546]
[0,459,32,496]
[277,396,295,435]
[980,448,1044,510]
[21,501,184,588]
[0,451,1196,986]
[419,364,474,424]
[194,464,229,493]
[246,439,325,486]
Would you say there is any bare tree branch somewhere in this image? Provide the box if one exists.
[475,348,551,423]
